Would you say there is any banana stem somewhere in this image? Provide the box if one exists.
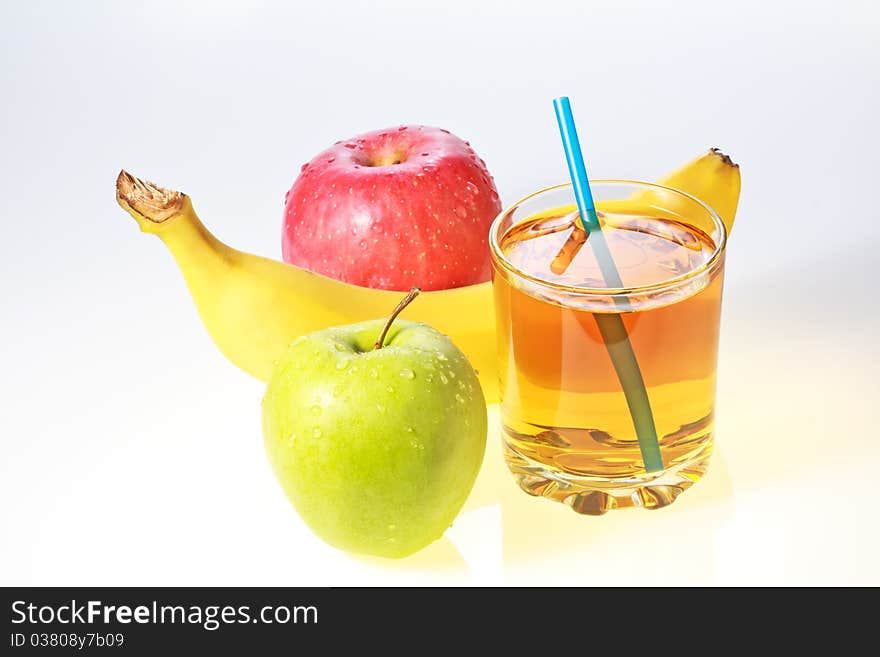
[373,287,421,350]
[116,170,186,229]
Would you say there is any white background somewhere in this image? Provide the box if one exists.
[2,0,878,585]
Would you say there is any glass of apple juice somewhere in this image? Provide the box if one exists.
[489,181,727,514]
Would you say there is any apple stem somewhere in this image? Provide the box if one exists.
[372,287,421,350]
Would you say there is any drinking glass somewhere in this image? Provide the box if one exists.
[489,181,726,514]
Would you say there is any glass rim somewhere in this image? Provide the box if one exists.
[488,179,728,297]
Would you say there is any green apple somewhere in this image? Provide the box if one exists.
[261,301,487,559]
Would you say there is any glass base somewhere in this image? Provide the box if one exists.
[503,439,713,515]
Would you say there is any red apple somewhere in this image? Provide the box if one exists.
[282,126,501,291]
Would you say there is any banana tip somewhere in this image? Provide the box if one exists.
[115,169,186,224]
[116,169,133,190]
[710,147,739,168]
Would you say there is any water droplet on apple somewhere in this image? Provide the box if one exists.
[398,126,408,131]
[404,427,414,433]
[332,385,343,397]
[455,205,468,218]
[420,152,429,157]
[287,433,297,446]
[327,156,336,163]
[465,181,479,195]
[422,165,437,173]
[312,427,322,438]
[333,343,345,351]
[335,360,349,370]
[448,370,456,379]
[344,143,356,149]
[300,163,309,172]
[386,385,394,393]
[436,352,448,361]
[399,368,415,380]
[369,368,378,379]
[359,240,366,248]
[387,524,397,531]
[376,403,385,413]
[440,374,448,384]
[455,394,465,404]
[310,405,322,416]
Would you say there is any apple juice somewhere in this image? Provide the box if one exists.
[492,205,724,513]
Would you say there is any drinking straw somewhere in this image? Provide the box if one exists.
[553,96,664,472]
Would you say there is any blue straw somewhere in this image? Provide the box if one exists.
[553,96,664,472]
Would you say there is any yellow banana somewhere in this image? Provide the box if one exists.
[115,148,739,403]
[116,171,498,396]
[634,147,741,235]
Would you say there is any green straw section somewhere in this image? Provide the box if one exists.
[592,315,663,471]
[552,96,663,472]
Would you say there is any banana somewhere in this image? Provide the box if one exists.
[115,149,740,403]
[636,148,741,235]
[116,172,498,397]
